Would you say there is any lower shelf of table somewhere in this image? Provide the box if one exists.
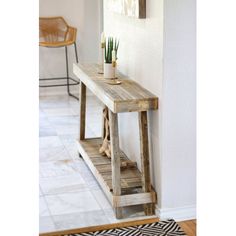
[77,138,156,208]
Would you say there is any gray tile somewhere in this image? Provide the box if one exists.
[48,116,79,126]
[59,135,81,159]
[39,216,56,233]
[42,107,76,117]
[53,210,110,231]
[40,172,88,195]
[87,113,102,122]
[70,107,80,116]
[39,146,71,162]
[39,197,51,217]
[55,127,79,136]
[40,100,69,109]
[39,160,81,178]
[39,186,43,196]
[39,95,79,109]
[104,206,151,224]
[89,126,102,138]
[64,143,80,160]
[59,134,79,145]
[62,141,92,161]
[79,169,101,191]
[39,126,57,137]
[45,191,101,215]
[40,95,78,103]
[85,127,97,138]
[39,110,50,123]
[39,117,51,127]
[91,189,112,210]
[59,160,101,191]
[86,95,103,106]
[103,208,119,223]
[39,109,47,118]
[77,162,97,180]
[39,136,64,149]
[48,116,79,135]
[58,130,95,160]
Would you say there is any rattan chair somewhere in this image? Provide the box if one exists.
[39,16,79,100]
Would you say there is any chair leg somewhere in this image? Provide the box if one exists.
[65,46,70,95]
[65,45,80,100]
[39,45,79,100]
[74,42,79,63]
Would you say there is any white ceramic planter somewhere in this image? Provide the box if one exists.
[104,63,116,79]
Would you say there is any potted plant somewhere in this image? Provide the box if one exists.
[104,37,119,79]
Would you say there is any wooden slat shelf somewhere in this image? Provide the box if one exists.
[77,138,156,210]
[77,138,142,191]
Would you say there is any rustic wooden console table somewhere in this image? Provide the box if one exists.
[73,63,158,219]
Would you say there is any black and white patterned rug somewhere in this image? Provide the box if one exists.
[67,220,186,236]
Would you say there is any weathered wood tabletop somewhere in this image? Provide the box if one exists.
[73,63,158,113]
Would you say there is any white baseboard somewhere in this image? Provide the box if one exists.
[156,205,196,222]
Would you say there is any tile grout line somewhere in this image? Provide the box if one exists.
[40,195,58,231]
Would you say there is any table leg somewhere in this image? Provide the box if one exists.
[109,109,122,219]
[138,111,155,215]
[101,106,107,139]
[79,82,86,140]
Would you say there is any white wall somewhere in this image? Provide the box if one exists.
[104,0,196,220]
[161,0,196,219]
[103,0,164,213]
[39,0,102,95]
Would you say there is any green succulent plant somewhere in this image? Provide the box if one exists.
[104,37,119,63]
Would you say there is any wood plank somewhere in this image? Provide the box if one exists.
[113,191,156,207]
[101,168,141,180]
[106,178,142,191]
[77,139,113,204]
[139,111,154,215]
[73,63,158,113]
[178,220,197,236]
[115,99,158,113]
[79,82,86,140]
[109,110,122,218]
[90,156,111,165]
[78,138,143,190]
[121,177,142,187]
[101,105,106,139]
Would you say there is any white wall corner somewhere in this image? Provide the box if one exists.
[155,205,196,222]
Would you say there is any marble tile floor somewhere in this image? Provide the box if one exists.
[39,94,154,233]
